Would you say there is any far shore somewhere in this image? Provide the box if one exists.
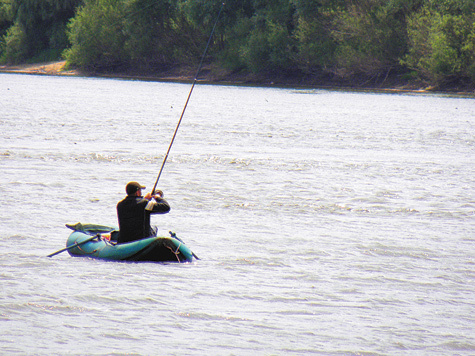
[1,60,474,96]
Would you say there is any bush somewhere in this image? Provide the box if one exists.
[1,0,81,64]
[64,0,128,71]
[403,7,475,84]
[331,1,408,80]
[294,16,336,75]
[1,22,28,63]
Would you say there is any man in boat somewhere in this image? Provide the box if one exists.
[116,181,170,243]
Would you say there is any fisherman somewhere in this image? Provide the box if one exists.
[116,181,170,244]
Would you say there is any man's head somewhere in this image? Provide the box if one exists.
[126,181,146,196]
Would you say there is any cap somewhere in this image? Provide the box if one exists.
[126,181,146,195]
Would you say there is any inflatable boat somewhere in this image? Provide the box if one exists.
[61,223,197,263]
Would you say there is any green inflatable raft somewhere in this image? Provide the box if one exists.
[63,223,197,263]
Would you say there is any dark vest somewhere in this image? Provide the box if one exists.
[116,195,170,243]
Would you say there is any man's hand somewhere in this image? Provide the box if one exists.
[144,190,164,201]
[153,190,164,199]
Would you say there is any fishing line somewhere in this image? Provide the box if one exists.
[150,2,225,195]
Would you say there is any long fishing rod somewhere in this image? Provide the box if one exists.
[151,2,225,195]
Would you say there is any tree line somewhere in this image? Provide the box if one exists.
[1,0,474,88]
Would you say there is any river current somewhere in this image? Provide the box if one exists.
[0,73,474,355]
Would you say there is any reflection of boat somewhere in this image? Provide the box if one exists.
[64,223,196,263]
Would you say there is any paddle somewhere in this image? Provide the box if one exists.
[47,235,99,258]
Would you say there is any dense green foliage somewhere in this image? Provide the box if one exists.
[1,0,474,88]
[403,1,475,85]
[0,0,82,62]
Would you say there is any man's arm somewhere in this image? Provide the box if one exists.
[144,191,170,213]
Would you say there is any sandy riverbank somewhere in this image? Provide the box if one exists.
[1,60,474,96]
[0,61,78,76]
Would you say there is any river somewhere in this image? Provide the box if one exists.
[0,73,474,355]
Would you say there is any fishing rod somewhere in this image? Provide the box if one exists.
[150,2,225,195]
